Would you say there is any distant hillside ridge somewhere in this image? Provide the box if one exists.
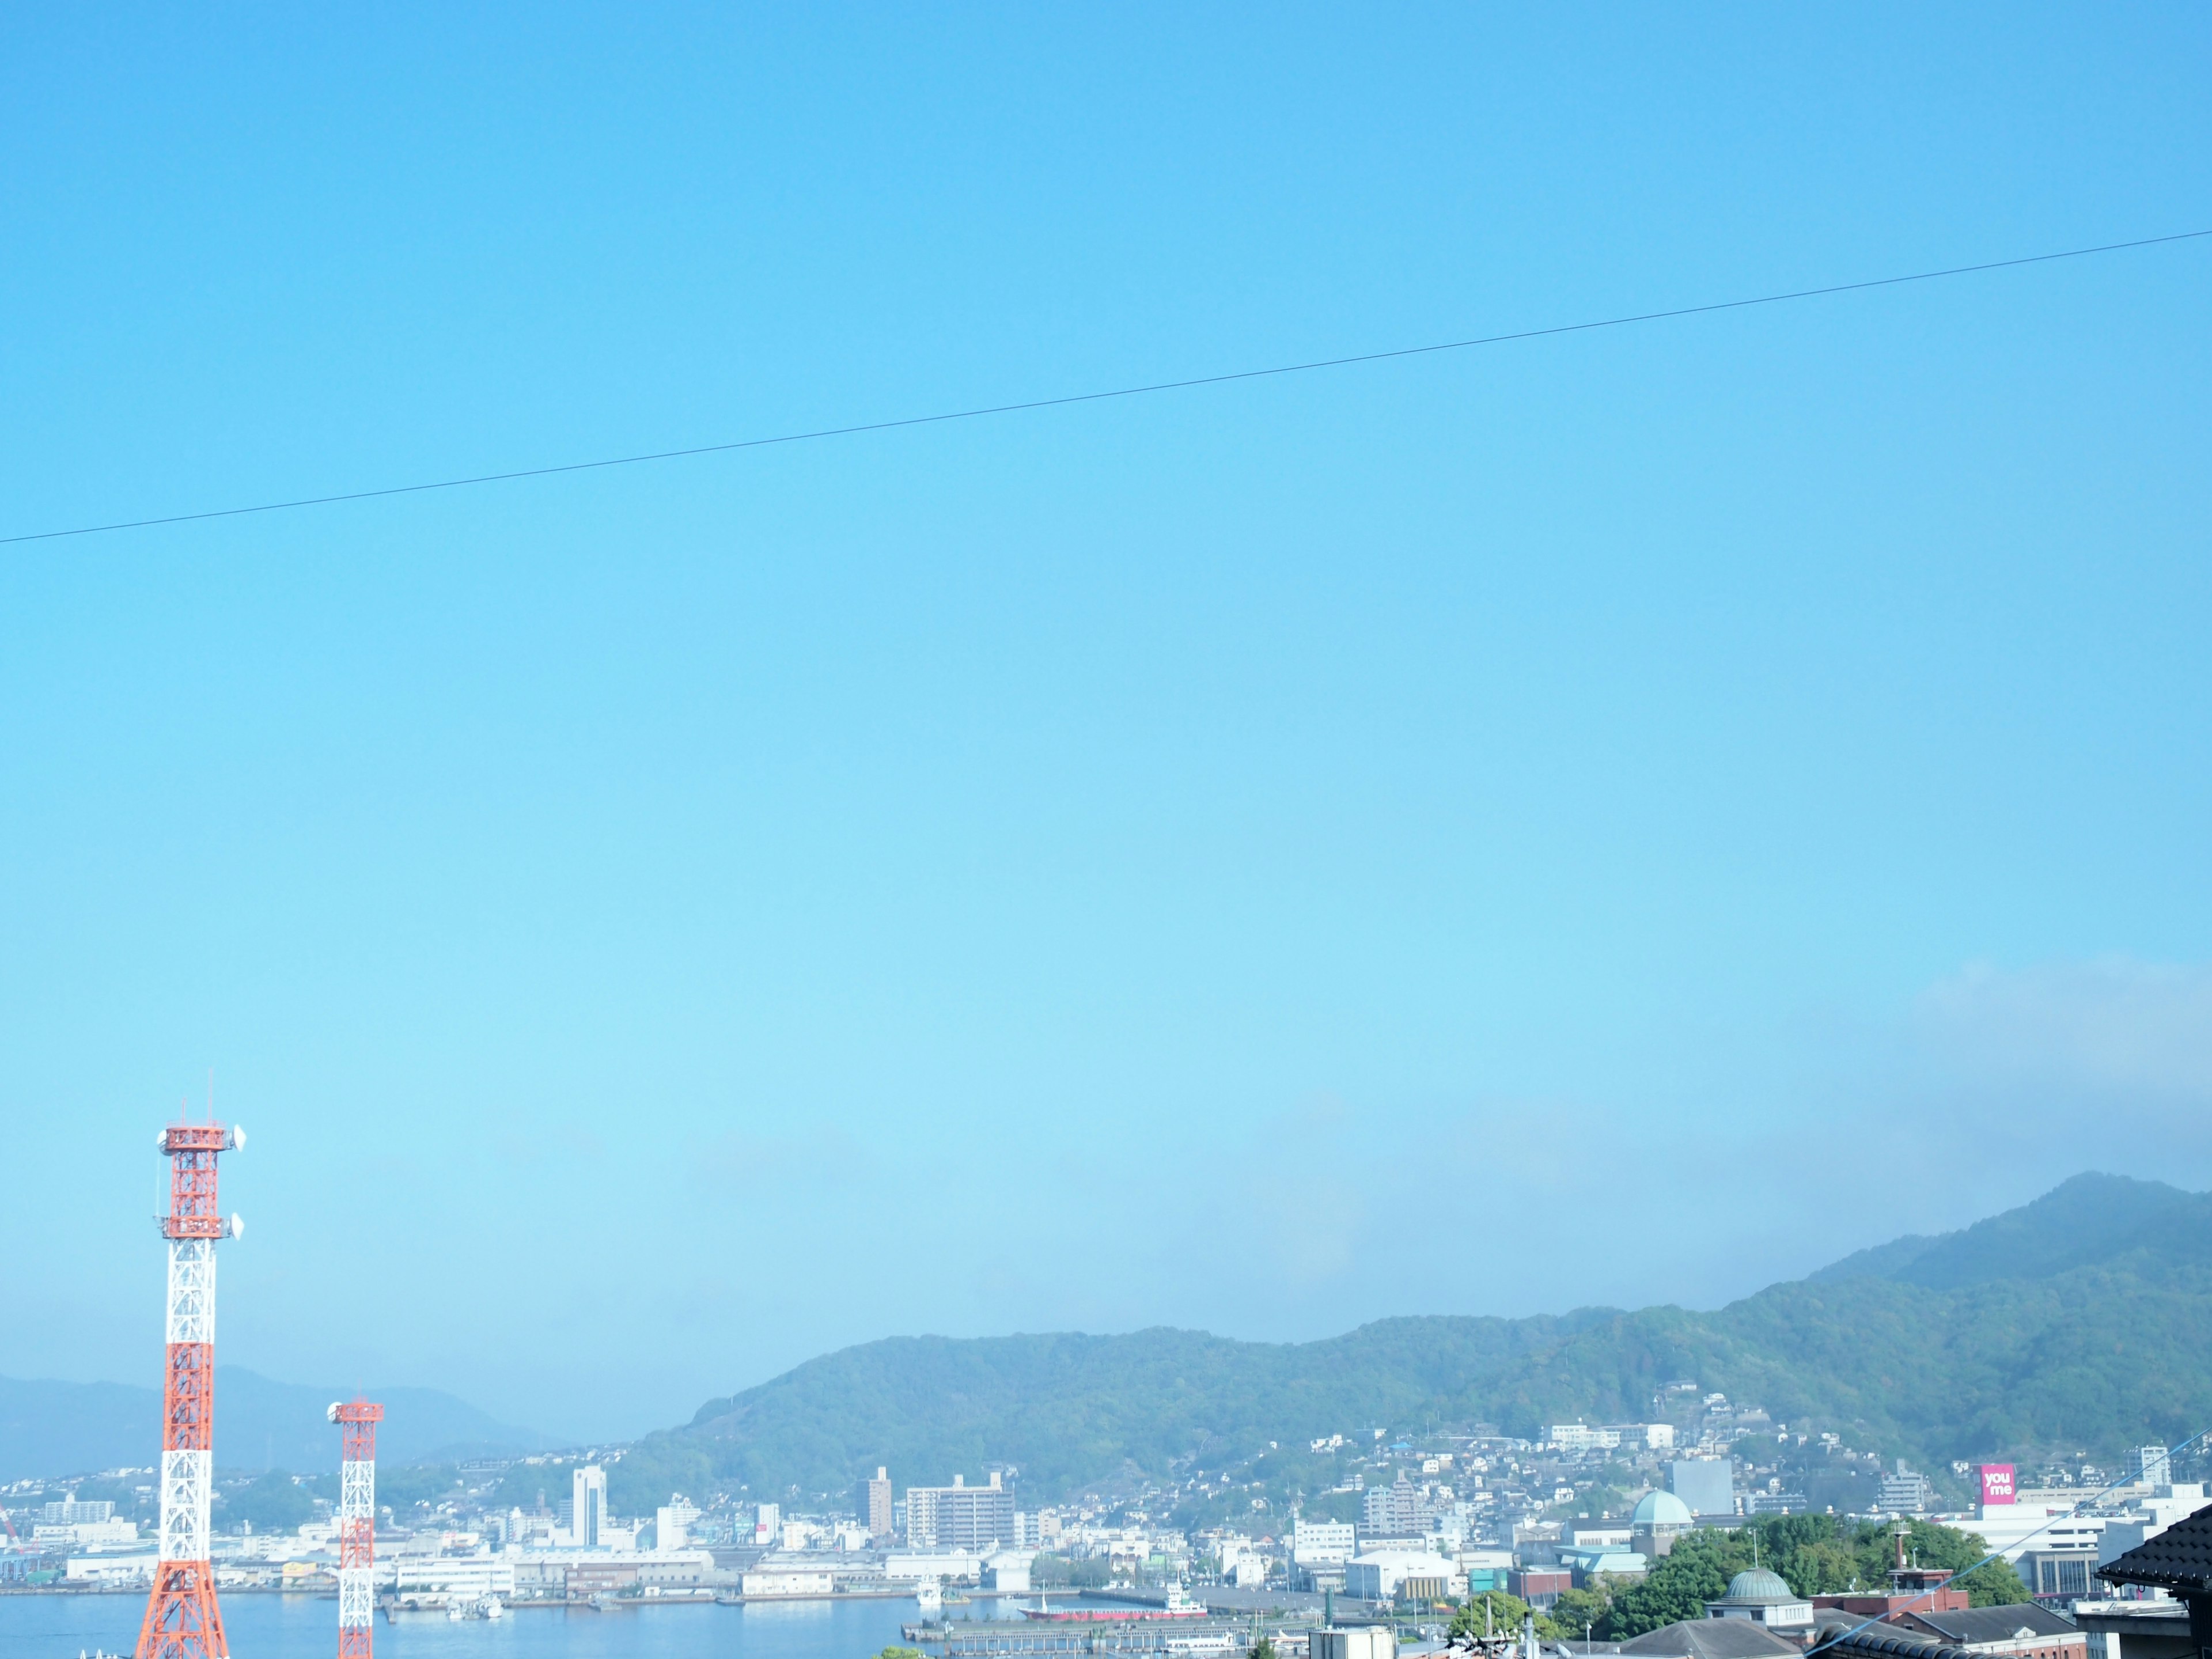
[627,1171,2212,1505]
[0,1368,553,1483]
[1805,1173,2205,1288]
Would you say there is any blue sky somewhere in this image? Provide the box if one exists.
[3,5,2208,1444]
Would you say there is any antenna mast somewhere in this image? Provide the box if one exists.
[329,1398,384,1659]
[137,1113,244,1659]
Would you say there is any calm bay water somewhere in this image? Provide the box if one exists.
[0,1594,945,1659]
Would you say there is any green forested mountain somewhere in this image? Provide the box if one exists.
[612,1172,2212,1508]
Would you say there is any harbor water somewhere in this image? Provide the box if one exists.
[0,1594,940,1659]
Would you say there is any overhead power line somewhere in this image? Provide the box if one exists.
[6,228,2206,548]
[1799,1425,2212,1659]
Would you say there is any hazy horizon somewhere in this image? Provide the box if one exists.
[12,1164,2202,1448]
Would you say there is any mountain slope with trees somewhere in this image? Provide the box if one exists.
[614,1172,2212,1508]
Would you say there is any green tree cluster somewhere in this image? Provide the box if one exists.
[373,1463,463,1518]
[1550,1584,1614,1639]
[1031,1555,1116,1589]
[1451,1590,1564,1643]
[488,1461,571,1514]
[1596,1518,2028,1639]
[214,1470,318,1533]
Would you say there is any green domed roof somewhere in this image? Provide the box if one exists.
[1726,1568,1794,1601]
[1631,1491,1694,1527]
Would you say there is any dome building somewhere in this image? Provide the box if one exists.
[1630,1490,1695,1559]
[1706,1567,1815,1631]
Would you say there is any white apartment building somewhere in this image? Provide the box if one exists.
[41,1499,116,1525]
[656,1498,700,1551]
[1877,1464,1935,1515]
[1549,1423,1622,1454]
[906,1472,1015,1551]
[1363,1474,1431,1536]
[1294,1520,1357,1566]
[508,1508,558,1550]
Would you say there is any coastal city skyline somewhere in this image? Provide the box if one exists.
[12,1364,2205,1626]
[4,23,2209,1659]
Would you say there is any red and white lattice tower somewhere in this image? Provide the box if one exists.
[328,1397,383,1659]
[137,1116,245,1659]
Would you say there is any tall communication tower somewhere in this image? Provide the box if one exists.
[137,1116,245,1659]
[329,1397,384,1659]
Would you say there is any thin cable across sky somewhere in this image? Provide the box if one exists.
[1797,1427,2212,1659]
[6,228,2206,548]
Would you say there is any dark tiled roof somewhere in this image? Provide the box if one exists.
[1899,1605,2078,1646]
[2099,1503,2212,1593]
[1619,1620,1804,1659]
[1807,1625,1974,1659]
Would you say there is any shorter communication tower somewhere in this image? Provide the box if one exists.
[328,1397,384,1659]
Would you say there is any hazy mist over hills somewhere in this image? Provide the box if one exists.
[609,1172,2212,1502]
[0,1368,551,1484]
[12,1172,2206,1490]
[1806,1171,2210,1288]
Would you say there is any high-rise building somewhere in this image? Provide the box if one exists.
[1876,1461,1933,1516]
[1670,1458,1736,1517]
[859,1468,894,1540]
[572,1466,607,1549]
[657,1498,700,1552]
[905,1471,1014,1550]
[1362,1473,1429,1536]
